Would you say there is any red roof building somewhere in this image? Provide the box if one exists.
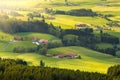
[39,39,48,44]
[14,36,23,41]
[75,24,88,29]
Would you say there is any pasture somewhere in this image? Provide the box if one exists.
[96,43,113,49]
[0,0,119,74]
[0,46,120,73]
[14,32,60,41]
[46,15,108,29]
[0,32,60,52]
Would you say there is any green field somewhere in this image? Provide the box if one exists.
[0,46,119,73]
[0,32,60,52]
[1,0,119,29]
[0,32,119,73]
[14,32,60,41]
[96,43,113,49]
[0,0,120,74]
[46,15,108,29]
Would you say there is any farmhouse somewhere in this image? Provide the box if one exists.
[75,24,88,29]
[32,38,48,45]
[54,53,79,59]
[65,53,78,59]
[14,36,23,41]
[39,39,48,44]
[55,54,65,58]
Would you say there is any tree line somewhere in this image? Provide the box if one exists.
[0,58,117,80]
[0,15,119,56]
[50,8,98,17]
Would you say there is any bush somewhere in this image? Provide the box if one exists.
[116,51,120,58]
[13,47,36,53]
[47,41,63,49]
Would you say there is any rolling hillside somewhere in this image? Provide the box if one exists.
[0,46,119,73]
[14,32,60,41]
[0,32,60,51]
[0,0,119,75]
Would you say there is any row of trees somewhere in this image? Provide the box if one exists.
[0,15,119,56]
[107,65,120,80]
[0,18,49,34]
[55,9,98,17]
[0,58,114,80]
[45,8,98,17]
[13,47,36,53]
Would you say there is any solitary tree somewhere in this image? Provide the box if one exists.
[40,60,45,68]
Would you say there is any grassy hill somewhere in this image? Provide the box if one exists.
[0,32,60,51]
[0,46,119,73]
[14,32,60,41]
[96,43,113,49]
[46,15,108,29]
[0,0,119,74]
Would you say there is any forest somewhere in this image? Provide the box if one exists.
[0,58,119,80]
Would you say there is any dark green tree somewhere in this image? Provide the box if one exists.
[40,60,45,68]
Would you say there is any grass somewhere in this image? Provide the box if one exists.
[0,46,119,73]
[116,51,120,58]
[0,41,37,52]
[14,32,60,41]
[96,43,113,49]
[0,0,120,74]
[105,31,120,39]
[47,46,120,73]
[46,15,108,29]
[0,32,60,51]
[0,31,13,41]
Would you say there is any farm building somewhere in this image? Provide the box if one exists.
[54,53,79,59]
[32,38,48,45]
[54,54,65,58]
[14,36,23,41]
[39,39,48,44]
[65,53,78,59]
[75,24,88,29]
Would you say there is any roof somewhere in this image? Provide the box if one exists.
[56,54,65,58]
[14,36,22,40]
[65,53,76,57]
[75,24,87,27]
[39,39,48,43]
